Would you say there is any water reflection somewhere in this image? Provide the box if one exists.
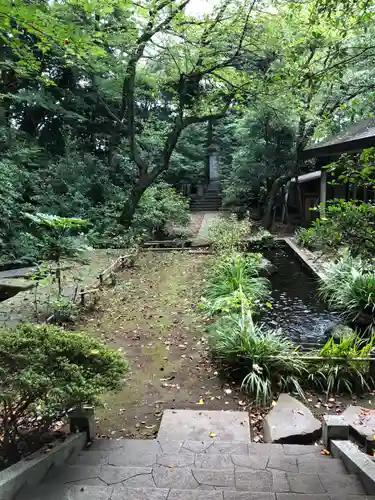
[257,246,341,344]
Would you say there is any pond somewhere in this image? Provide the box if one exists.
[257,244,340,345]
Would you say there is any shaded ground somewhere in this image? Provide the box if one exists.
[0,249,123,327]
[78,251,249,439]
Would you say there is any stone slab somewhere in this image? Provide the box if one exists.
[342,406,375,441]
[1,433,86,500]
[224,493,276,499]
[0,267,37,279]
[331,440,375,495]
[168,490,223,500]
[264,394,321,444]
[157,410,250,442]
[16,484,114,500]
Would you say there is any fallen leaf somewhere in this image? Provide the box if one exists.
[271,401,277,407]
[209,432,216,438]
[197,398,205,405]
[224,388,232,395]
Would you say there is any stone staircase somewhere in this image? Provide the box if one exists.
[190,184,222,212]
[17,410,374,500]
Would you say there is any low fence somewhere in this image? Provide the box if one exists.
[78,249,138,307]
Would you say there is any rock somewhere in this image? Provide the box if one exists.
[342,405,375,440]
[259,258,278,276]
[323,323,353,342]
[0,278,36,301]
[0,267,37,280]
[263,394,321,444]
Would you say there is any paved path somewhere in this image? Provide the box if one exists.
[193,212,221,245]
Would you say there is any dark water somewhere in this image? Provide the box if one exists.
[257,245,340,344]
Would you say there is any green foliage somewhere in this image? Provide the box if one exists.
[309,333,375,394]
[133,183,190,238]
[201,252,269,315]
[219,109,295,210]
[0,323,128,466]
[49,296,79,324]
[209,215,251,253]
[208,311,306,405]
[325,148,375,189]
[319,252,375,326]
[296,200,375,258]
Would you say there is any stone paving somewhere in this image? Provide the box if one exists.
[17,410,374,500]
[192,212,221,245]
[17,439,373,500]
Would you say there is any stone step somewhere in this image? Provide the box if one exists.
[68,452,347,474]
[157,410,251,443]
[20,472,371,499]
[43,464,365,493]
[76,438,332,459]
[16,483,375,500]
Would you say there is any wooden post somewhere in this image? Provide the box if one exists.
[80,288,85,306]
[320,171,327,214]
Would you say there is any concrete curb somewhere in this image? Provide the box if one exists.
[331,439,375,495]
[283,237,325,280]
[0,432,86,500]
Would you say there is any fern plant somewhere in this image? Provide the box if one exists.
[308,332,375,394]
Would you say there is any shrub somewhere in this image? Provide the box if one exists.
[208,311,307,405]
[209,214,250,253]
[132,183,190,238]
[0,323,128,466]
[202,252,269,314]
[319,252,375,327]
[296,200,375,257]
[308,332,375,394]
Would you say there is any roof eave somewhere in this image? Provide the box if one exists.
[301,135,375,160]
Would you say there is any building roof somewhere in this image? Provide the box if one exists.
[302,117,375,159]
[290,171,321,183]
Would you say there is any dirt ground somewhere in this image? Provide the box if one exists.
[78,251,250,439]
[77,249,373,442]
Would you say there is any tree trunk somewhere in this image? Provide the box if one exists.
[119,185,145,228]
[262,174,291,229]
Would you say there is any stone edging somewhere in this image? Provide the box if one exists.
[283,237,325,280]
[0,432,86,500]
[322,415,375,495]
[331,440,375,495]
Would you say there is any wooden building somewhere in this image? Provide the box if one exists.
[288,118,375,222]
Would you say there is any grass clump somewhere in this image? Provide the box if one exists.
[209,214,250,253]
[319,252,375,328]
[201,252,269,315]
[208,308,306,405]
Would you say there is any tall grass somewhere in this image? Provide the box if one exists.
[202,252,269,314]
[319,252,375,326]
[208,309,306,405]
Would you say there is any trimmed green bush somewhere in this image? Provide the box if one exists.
[0,323,128,466]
